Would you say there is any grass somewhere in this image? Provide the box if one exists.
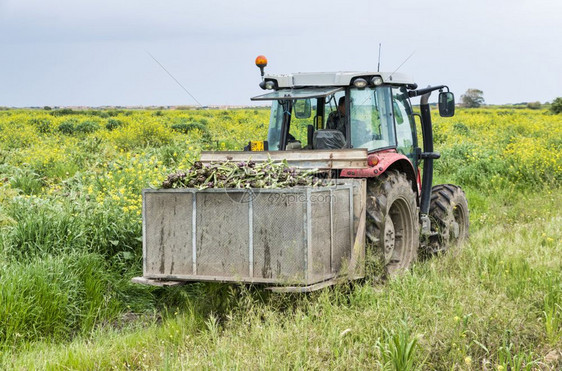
[2,188,560,369]
[0,107,560,369]
[0,252,122,348]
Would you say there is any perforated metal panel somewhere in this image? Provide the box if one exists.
[143,191,193,276]
[332,187,353,272]
[196,192,249,277]
[252,191,306,281]
[143,186,354,285]
[310,190,334,281]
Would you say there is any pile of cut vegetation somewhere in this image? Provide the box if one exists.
[161,160,331,189]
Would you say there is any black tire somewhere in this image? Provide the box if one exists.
[366,170,420,276]
[428,184,470,253]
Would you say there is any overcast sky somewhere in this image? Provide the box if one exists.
[0,0,561,107]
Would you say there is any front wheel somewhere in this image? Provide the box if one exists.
[366,170,420,277]
[428,184,470,253]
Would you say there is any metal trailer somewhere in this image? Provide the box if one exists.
[133,150,368,292]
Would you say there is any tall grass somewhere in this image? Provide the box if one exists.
[0,252,121,348]
[1,194,142,261]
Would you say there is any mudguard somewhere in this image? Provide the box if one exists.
[339,150,419,194]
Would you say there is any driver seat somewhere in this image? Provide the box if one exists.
[313,130,346,149]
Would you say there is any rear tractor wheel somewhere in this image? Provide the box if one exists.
[366,170,419,277]
[428,184,469,253]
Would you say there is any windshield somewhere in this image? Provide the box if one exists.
[265,86,400,152]
[349,86,396,150]
[258,88,345,151]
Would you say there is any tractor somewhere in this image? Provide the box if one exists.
[249,55,469,274]
[133,56,469,291]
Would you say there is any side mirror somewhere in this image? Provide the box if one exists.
[438,92,455,117]
[294,99,311,119]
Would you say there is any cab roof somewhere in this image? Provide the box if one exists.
[265,71,415,88]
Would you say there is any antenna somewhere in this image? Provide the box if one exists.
[146,51,203,107]
[377,43,382,72]
[389,50,415,80]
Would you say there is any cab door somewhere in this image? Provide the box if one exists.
[391,86,417,165]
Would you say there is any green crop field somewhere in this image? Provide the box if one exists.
[0,107,560,369]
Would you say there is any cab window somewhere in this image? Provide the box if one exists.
[288,98,317,148]
[324,91,346,129]
[349,86,396,151]
[392,86,416,161]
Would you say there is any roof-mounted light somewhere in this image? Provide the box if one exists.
[353,78,368,88]
[259,79,277,90]
[371,76,383,86]
[255,55,268,78]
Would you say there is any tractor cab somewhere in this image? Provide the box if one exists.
[250,63,448,173]
[250,56,454,162]
[251,82,417,164]
[249,56,458,236]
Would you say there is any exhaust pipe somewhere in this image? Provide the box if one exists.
[419,91,436,215]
